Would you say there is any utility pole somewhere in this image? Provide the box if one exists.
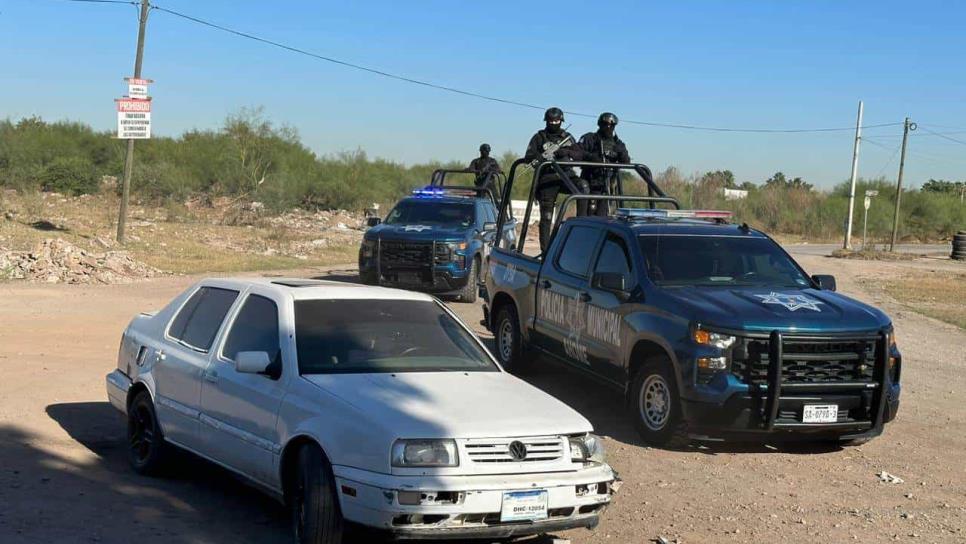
[889,117,916,252]
[117,0,150,244]
[844,100,863,250]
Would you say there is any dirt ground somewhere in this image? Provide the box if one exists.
[0,251,964,543]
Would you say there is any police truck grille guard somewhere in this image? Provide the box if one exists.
[378,240,435,269]
[728,330,890,431]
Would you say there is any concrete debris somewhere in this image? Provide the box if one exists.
[0,238,159,284]
[878,471,905,484]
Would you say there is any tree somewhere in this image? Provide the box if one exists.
[739,181,757,191]
[765,172,787,186]
[922,179,963,194]
[699,169,736,188]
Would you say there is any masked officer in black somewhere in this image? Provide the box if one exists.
[524,107,588,252]
[579,112,631,217]
[469,143,502,200]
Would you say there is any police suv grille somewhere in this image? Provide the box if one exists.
[464,437,564,463]
[379,240,433,268]
[731,337,877,385]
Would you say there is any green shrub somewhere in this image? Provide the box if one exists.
[39,156,98,195]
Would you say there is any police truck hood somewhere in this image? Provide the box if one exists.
[657,286,891,334]
[303,371,592,438]
[366,223,469,241]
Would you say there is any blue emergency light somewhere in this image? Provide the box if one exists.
[615,208,733,220]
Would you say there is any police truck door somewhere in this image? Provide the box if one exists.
[584,231,634,385]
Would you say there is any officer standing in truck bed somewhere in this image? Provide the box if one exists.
[524,107,587,252]
[579,112,630,217]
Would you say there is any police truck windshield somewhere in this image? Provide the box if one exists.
[639,235,812,288]
[385,200,475,228]
[294,299,498,374]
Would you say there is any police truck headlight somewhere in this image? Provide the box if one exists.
[569,434,606,463]
[692,328,736,349]
[391,439,459,467]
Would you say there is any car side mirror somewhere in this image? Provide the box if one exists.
[812,274,837,291]
[236,351,272,374]
[366,217,382,227]
[593,272,631,301]
[483,222,497,232]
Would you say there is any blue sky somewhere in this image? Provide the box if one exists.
[2,0,965,188]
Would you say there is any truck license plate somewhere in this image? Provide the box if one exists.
[500,490,548,522]
[802,404,838,423]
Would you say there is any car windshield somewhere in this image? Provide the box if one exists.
[294,299,498,374]
[638,235,812,288]
[384,200,475,228]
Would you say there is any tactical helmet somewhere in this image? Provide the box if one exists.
[598,112,618,127]
[480,143,491,153]
[544,107,565,123]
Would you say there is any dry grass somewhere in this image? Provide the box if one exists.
[880,271,966,329]
[830,248,917,261]
[0,191,360,276]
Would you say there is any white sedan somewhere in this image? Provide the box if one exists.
[106,278,617,542]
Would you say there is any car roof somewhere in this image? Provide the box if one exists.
[567,215,769,238]
[196,277,437,302]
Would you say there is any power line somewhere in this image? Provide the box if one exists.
[918,126,966,147]
[146,3,902,135]
[55,0,136,5]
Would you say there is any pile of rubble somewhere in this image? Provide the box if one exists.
[0,238,160,284]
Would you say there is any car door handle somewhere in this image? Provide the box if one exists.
[579,292,592,303]
[155,350,166,362]
[540,280,552,289]
[203,370,219,383]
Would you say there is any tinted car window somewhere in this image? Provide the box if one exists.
[556,226,600,278]
[169,287,238,351]
[595,234,632,278]
[481,203,496,225]
[294,299,497,374]
[638,235,811,288]
[222,295,280,364]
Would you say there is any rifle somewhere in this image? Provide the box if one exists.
[522,125,574,174]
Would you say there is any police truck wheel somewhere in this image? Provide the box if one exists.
[494,304,529,373]
[291,443,343,544]
[127,391,169,476]
[457,257,479,303]
[630,357,689,449]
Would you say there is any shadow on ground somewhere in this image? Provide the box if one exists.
[17,403,568,543]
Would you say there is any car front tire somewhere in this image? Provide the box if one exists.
[630,357,689,449]
[127,390,169,476]
[457,257,479,303]
[292,443,344,544]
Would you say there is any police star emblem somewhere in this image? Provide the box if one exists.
[754,292,824,312]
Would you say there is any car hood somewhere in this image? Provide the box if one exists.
[367,224,469,241]
[659,286,890,333]
[303,371,591,439]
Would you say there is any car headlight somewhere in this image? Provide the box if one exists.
[391,439,459,467]
[361,240,375,258]
[569,434,605,464]
[692,327,736,349]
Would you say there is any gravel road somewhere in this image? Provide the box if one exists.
[1,251,963,543]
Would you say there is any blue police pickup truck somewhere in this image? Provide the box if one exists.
[483,206,901,447]
[359,186,515,302]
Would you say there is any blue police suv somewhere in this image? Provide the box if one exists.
[360,187,515,302]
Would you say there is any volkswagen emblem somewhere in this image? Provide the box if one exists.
[508,440,527,461]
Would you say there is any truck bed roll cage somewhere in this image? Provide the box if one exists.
[494,158,679,253]
[430,168,506,207]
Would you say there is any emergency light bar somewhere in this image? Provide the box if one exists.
[615,208,733,221]
[412,186,479,198]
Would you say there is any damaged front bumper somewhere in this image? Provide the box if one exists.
[332,463,617,540]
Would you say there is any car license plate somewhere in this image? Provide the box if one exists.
[500,490,548,522]
[802,404,838,423]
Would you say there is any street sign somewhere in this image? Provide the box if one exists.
[124,77,152,100]
[864,196,871,210]
[116,98,152,139]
